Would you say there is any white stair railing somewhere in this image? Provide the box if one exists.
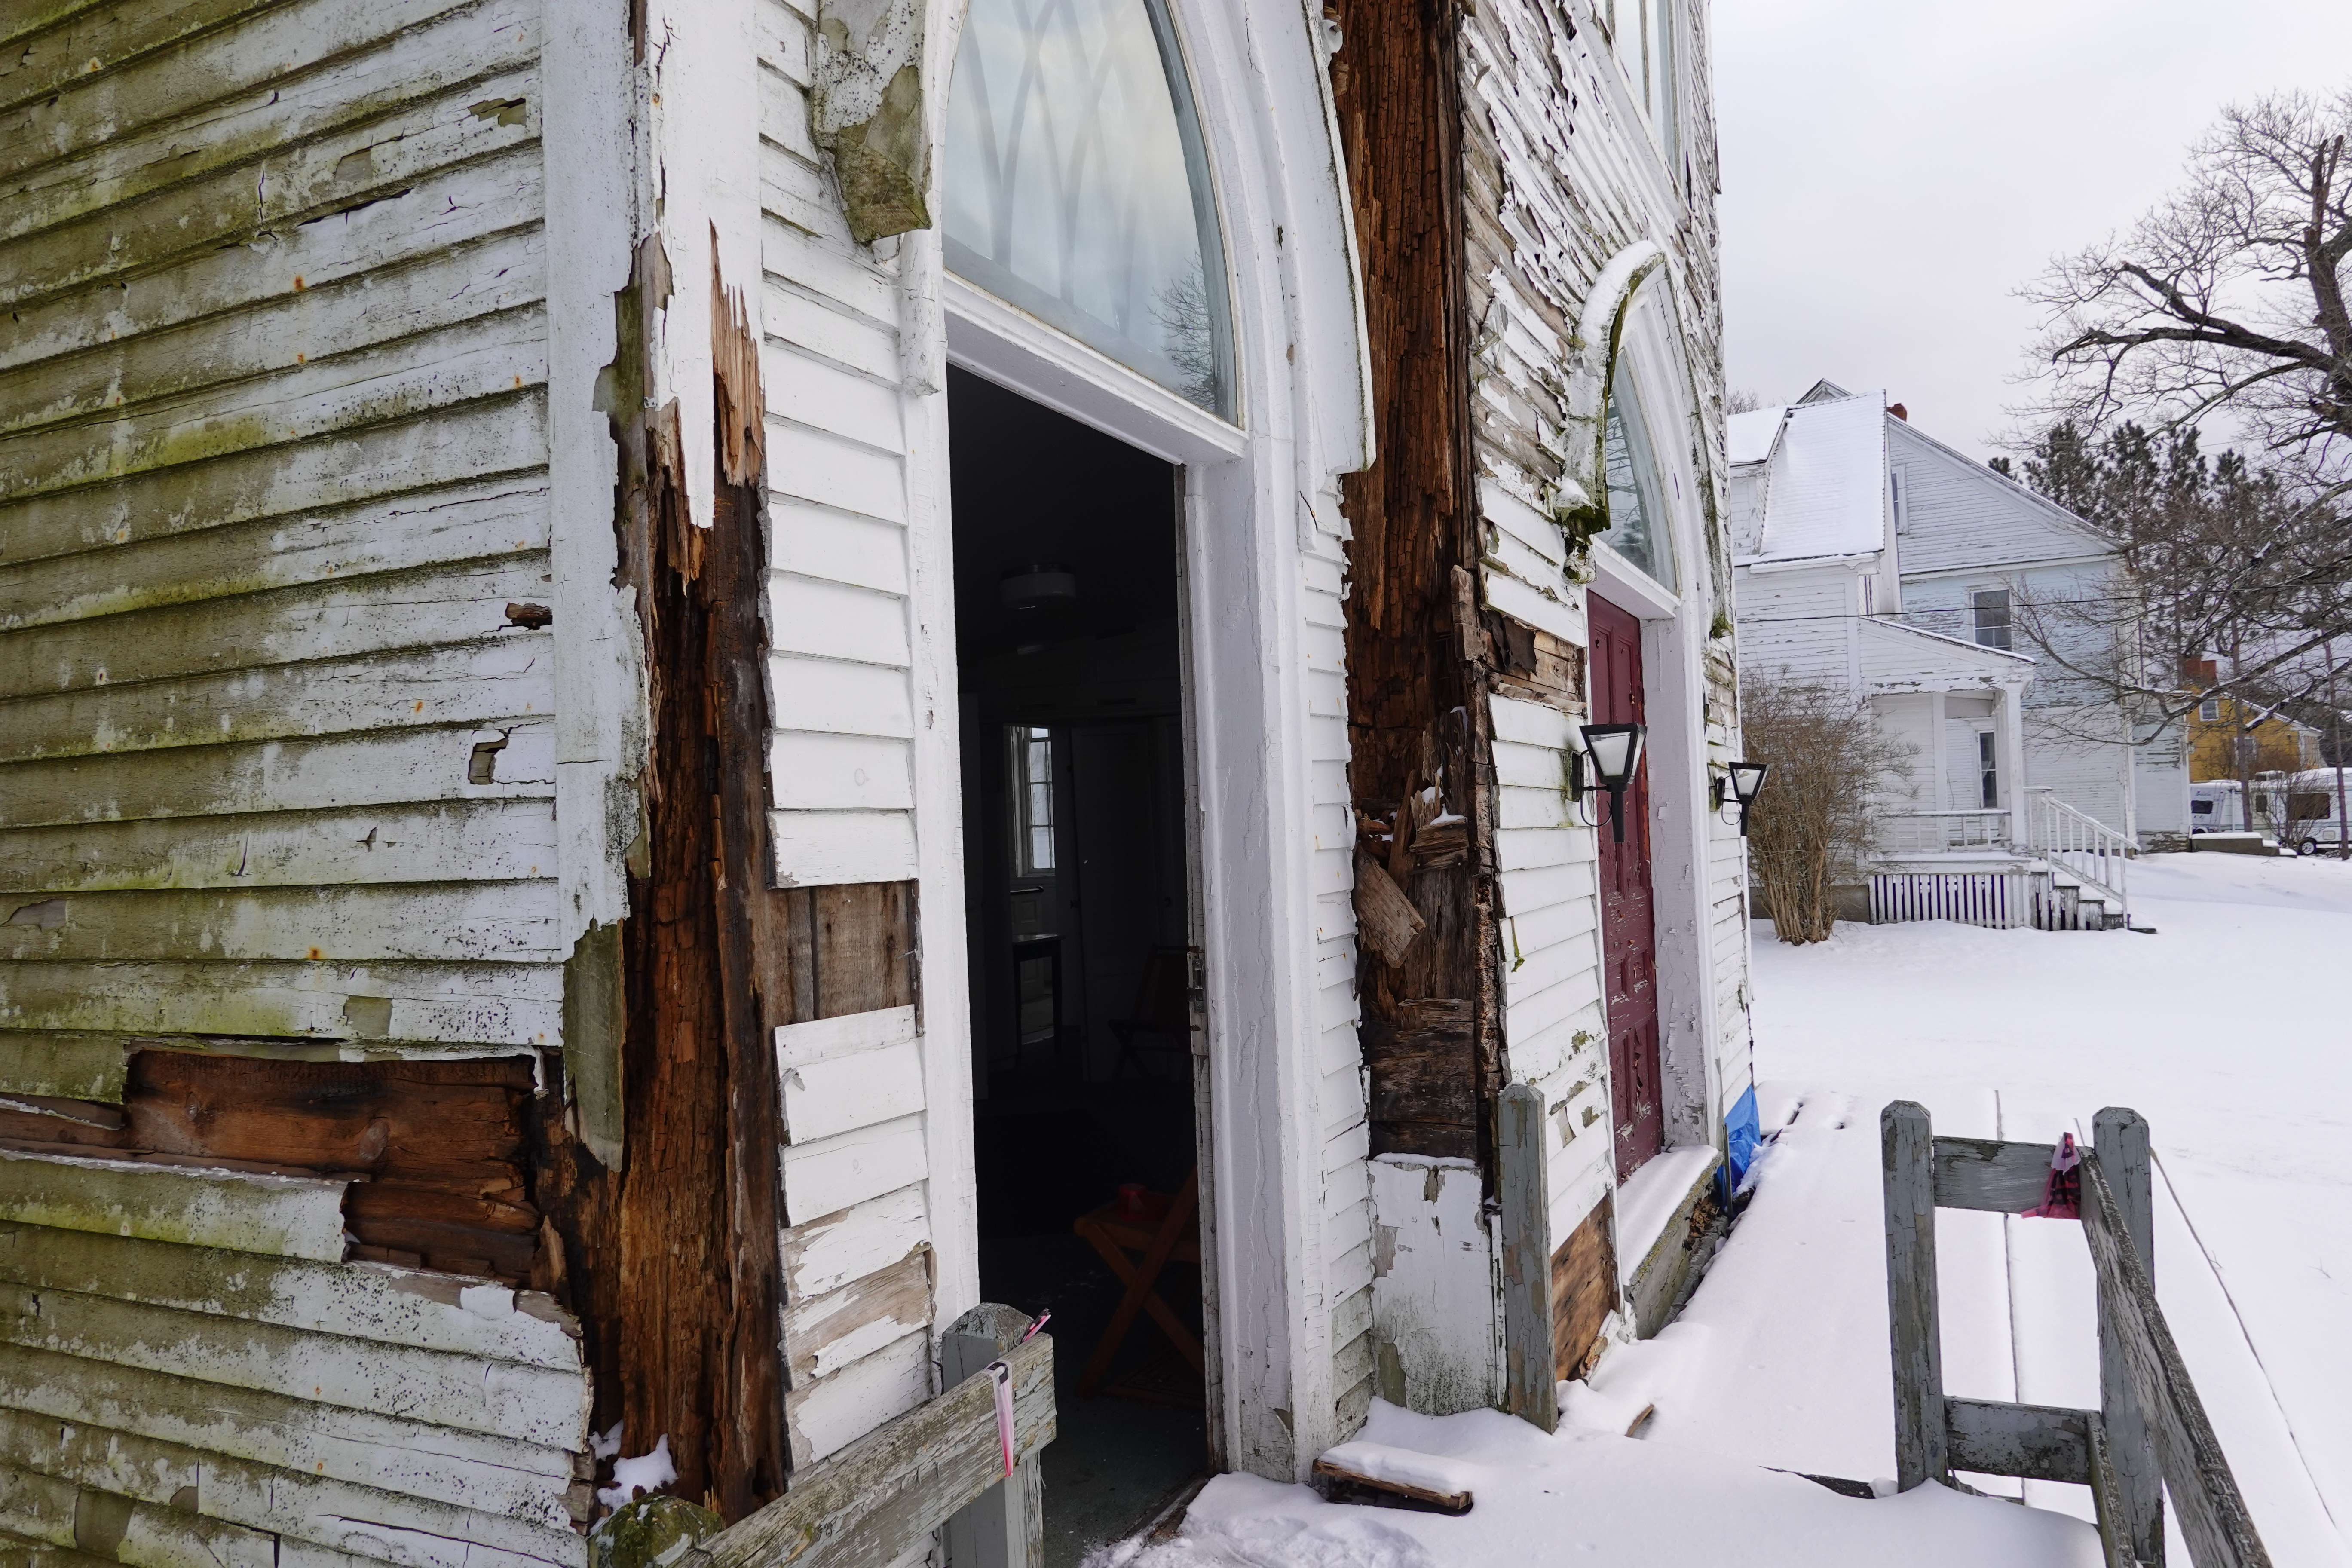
[2025,788,2130,919]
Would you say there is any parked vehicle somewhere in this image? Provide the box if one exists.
[2190,773,2352,851]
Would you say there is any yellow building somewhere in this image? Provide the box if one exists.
[2186,692,2323,782]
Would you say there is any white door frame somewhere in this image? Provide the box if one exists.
[1584,275,1725,1159]
[913,0,1374,1482]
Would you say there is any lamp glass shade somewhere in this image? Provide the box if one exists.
[1727,760,1768,805]
[1580,723,1645,788]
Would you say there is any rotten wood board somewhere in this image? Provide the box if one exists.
[1358,1000,1476,1158]
[1549,1193,1616,1383]
[1352,854,1426,969]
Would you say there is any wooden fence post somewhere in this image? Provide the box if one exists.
[943,1305,1044,1568]
[1882,1101,1946,1490]
[1498,1084,1558,1432]
[2094,1107,2163,1565]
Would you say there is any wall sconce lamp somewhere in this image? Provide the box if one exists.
[1712,760,1769,836]
[1577,723,1646,842]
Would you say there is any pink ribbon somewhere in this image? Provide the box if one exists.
[2022,1132,2082,1219]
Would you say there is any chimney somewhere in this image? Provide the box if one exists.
[1888,402,1908,421]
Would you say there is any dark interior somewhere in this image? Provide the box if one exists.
[949,368,1207,1565]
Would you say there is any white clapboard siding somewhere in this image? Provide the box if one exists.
[767,732,915,813]
[777,1005,925,1142]
[783,1113,929,1225]
[0,1223,581,1370]
[780,1250,932,1382]
[0,1281,584,1449]
[1462,0,1754,1358]
[781,1181,930,1301]
[766,810,920,886]
[768,502,912,597]
[0,1149,347,1261]
[0,7,593,1566]
[1301,497,1375,1437]
[0,1343,579,1528]
[784,1327,931,1470]
[0,1401,583,1568]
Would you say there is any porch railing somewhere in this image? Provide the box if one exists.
[1879,809,2015,856]
[2026,788,2130,919]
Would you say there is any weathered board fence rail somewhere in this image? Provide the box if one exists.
[629,1307,1053,1568]
[1883,1103,2269,1568]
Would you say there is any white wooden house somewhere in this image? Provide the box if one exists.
[0,0,1752,1559]
[1731,383,2190,929]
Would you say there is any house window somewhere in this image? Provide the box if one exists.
[2199,696,2220,723]
[1600,356,1678,590]
[1972,588,2012,651]
[1008,726,1056,876]
[1861,576,1876,616]
[1890,467,1908,533]
[1978,731,1999,809]
[1597,0,1679,174]
[945,0,1234,416]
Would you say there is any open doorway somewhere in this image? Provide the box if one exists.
[950,368,1207,1562]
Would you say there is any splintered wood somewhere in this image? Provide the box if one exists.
[1331,0,1500,1171]
[1352,854,1427,967]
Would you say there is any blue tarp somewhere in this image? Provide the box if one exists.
[1721,1083,1761,1201]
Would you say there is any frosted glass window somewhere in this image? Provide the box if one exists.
[1601,358,1677,591]
[946,0,1234,416]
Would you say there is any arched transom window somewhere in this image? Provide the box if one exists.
[945,0,1235,417]
[1601,356,1677,591]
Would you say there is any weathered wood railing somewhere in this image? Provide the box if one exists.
[1883,1103,2268,1568]
[665,1307,1054,1568]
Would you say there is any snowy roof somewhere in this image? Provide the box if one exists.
[1726,406,1788,466]
[1745,391,1889,562]
[1857,615,2033,694]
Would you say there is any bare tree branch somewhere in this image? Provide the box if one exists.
[2015,89,2352,477]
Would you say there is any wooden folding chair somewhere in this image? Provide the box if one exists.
[1109,946,1194,1082]
[1071,1167,1202,1403]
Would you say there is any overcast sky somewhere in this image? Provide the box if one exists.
[1714,1,2352,461]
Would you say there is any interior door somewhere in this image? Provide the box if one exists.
[1589,594,1665,1179]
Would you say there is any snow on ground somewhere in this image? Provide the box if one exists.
[1747,851,2352,1565]
[1120,1401,2101,1568]
[1128,854,2350,1567]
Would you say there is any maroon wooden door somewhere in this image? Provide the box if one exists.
[1589,594,1665,1180]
